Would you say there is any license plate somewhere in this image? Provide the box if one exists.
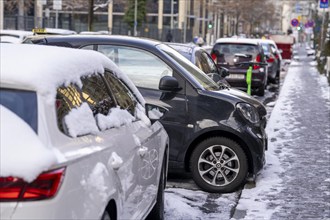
[227,74,245,79]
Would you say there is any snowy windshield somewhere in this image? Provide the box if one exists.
[0,89,38,132]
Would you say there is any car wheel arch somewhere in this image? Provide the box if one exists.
[102,199,117,220]
[184,130,254,175]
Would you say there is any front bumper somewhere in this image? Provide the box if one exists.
[242,116,268,174]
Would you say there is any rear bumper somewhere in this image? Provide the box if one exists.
[225,69,267,91]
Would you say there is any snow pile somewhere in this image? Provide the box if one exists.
[147,107,164,120]
[108,152,123,170]
[64,102,99,137]
[96,107,135,130]
[0,106,58,182]
[80,162,109,203]
[165,188,208,218]
[165,188,238,219]
[136,103,151,126]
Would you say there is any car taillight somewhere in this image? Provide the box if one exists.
[0,168,65,202]
[256,54,261,62]
[267,57,275,63]
[211,53,217,62]
[253,54,262,69]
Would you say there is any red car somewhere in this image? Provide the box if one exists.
[269,35,295,60]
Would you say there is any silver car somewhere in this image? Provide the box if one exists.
[0,44,169,220]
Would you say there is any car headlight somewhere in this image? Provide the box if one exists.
[236,102,260,124]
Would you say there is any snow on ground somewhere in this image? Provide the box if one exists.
[165,188,239,219]
[232,59,330,219]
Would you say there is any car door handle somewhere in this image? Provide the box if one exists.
[109,152,123,170]
[138,146,148,157]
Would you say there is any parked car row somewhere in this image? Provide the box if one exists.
[210,38,282,96]
[1,34,269,219]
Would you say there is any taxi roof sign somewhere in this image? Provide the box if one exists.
[32,28,47,34]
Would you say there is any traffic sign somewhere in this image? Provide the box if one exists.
[320,0,329,8]
[291,18,299,27]
[307,20,314,27]
[53,0,62,10]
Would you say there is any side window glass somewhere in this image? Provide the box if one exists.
[103,71,136,116]
[81,74,115,116]
[81,73,135,131]
[199,52,212,74]
[81,45,94,51]
[98,46,118,63]
[203,52,218,73]
[194,51,203,71]
[97,45,173,90]
[56,84,98,137]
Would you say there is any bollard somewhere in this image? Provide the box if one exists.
[246,66,252,95]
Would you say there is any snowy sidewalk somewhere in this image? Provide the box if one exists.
[233,47,330,220]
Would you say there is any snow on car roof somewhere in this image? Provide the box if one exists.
[0,29,33,39]
[215,38,259,45]
[0,44,145,105]
[0,36,21,43]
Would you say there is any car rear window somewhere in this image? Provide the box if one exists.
[212,43,259,65]
[0,89,38,132]
[261,43,271,54]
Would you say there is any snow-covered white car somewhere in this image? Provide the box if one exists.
[0,44,169,220]
[0,29,33,43]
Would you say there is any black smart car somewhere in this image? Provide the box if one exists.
[24,35,268,193]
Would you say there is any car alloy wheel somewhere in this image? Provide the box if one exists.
[190,137,248,193]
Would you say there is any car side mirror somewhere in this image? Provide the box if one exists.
[278,49,283,54]
[207,73,221,83]
[159,76,181,92]
[218,66,230,78]
[145,103,168,124]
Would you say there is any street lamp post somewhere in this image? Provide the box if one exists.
[183,0,187,43]
[134,0,137,36]
[171,0,174,30]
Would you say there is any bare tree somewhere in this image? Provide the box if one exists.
[213,0,276,36]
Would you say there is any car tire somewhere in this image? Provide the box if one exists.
[190,137,248,193]
[101,210,111,220]
[256,85,265,96]
[146,155,166,220]
[269,74,277,84]
[276,70,280,85]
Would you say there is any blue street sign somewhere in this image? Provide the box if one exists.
[291,18,299,27]
[320,0,329,8]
